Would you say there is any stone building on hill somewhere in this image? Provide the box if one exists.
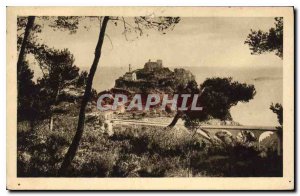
[144,59,163,71]
[123,72,137,81]
[114,59,196,93]
[123,64,137,81]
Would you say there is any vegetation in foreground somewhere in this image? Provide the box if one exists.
[16,16,283,177]
[17,113,282,177]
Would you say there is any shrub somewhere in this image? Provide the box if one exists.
[17,117,282,177]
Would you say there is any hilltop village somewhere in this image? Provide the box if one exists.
[94,59,198,120]
[115,59,196,94]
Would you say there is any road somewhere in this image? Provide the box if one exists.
[110,118,277,131]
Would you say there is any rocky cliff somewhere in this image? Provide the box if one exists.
[115,62,196,94]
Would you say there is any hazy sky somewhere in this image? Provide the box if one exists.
[30,17,282,72]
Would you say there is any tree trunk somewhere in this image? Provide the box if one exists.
[58,16,109,176]
[168,112,181,128]
[167,88,206,128]
[277,129,283,156]
[30,119,35,132]
[17,16,35,72]
[50,88,60,132]
[49,117,54,131]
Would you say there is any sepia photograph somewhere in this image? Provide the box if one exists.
[6,6,294,190]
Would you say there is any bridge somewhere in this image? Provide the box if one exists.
[109,119,281,155]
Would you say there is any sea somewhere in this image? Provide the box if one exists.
[90,66,282,127]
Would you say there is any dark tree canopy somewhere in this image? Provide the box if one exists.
[183,77,256,124]
[176,80,199,94]
[270,103,283,126]
[76,71,88,87]
[17,60,37,121]
[245,17,283,58]
[36,48,78,78]
[18,47,87,121]
[36,48,90,107]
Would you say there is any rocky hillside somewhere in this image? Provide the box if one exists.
[115,61,196,94]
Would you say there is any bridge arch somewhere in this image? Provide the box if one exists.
[258,131,280,154]
[110,119,281,155]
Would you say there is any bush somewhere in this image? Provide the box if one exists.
[17,118,282,177]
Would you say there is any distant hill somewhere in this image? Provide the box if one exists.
[115,59,196,94]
